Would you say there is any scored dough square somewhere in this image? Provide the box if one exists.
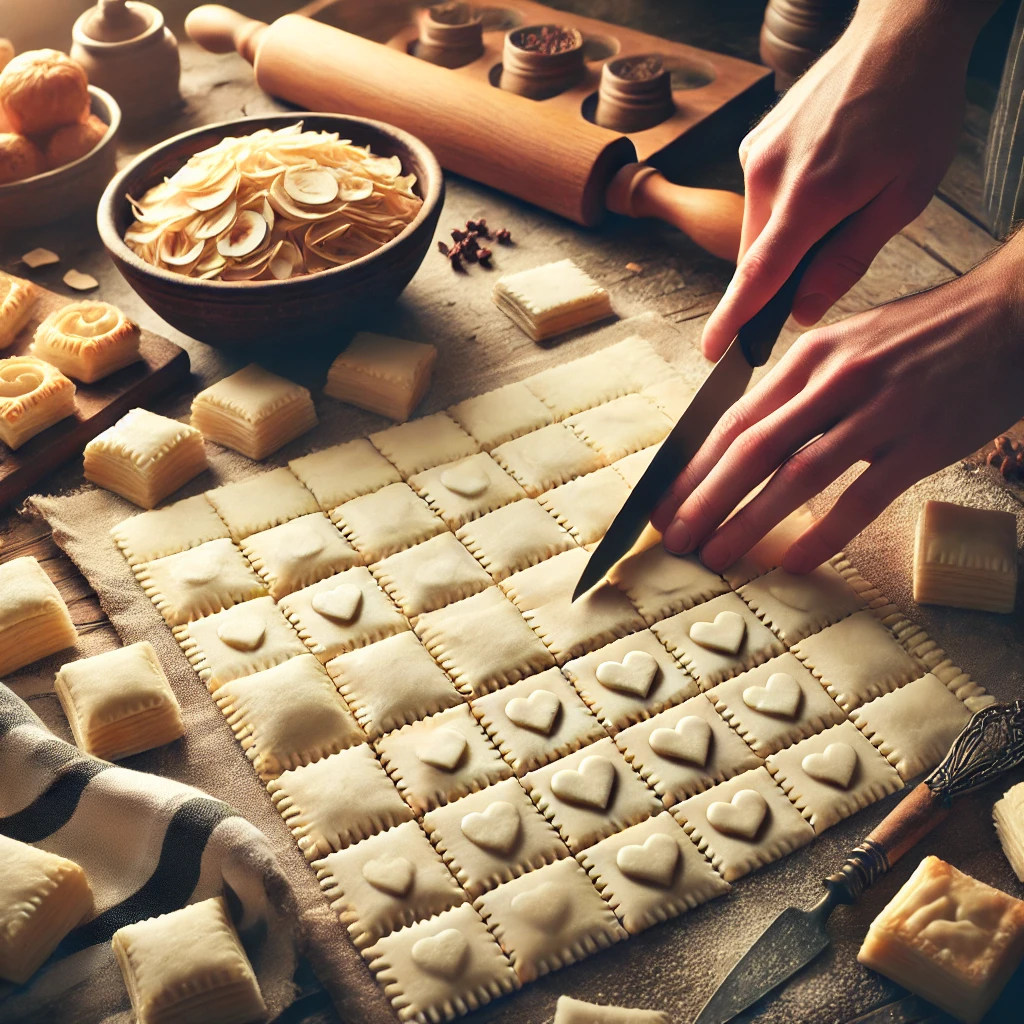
[316,820,467,950]
[491,424,603,498]
[421,777,568,897]
[673,766,815,882]
[538,466,631,546]
[415,587,556,698]
[612,444,660,488]
[641,374,696,420]
[111,494,231,567]
[475,857,625,983]
[566,393,672,465]
[448,382,555,449]
[409,452,526,529]
[289,438,401,510]
[471,667,607,776]
[328,631,463,740]
[0,355,77,449]
[0,555,78,676]
[370,412,479,478]
[579,812,729,935]
[268,744,414,860]
[332,482,447,562]
[204,467,319,542]
[0,271,39,349]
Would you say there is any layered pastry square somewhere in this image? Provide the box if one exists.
[0,354,76,449]
[0,270,39,349]
[0,555,77,676]
[994,780,1024,882]
[32,301,140,382]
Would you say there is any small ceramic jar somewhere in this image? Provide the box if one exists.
[500,24,584,101]
[414,2,484,69]
[595,54,675,133]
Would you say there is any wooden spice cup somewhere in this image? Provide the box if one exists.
[595,53,675,132]
[414,2,484,69]
[500,24,585,100]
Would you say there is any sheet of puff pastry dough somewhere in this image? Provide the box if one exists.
[0,555,78,677]
[561,629,698,732]
[611,444,660,488]
[578,811,730,936]
[204,467,319,542]
[421,777,569,898]
[83,408,208,510]
[640,374,697,421]
[447,382,555,451]
[214,653,365,781]
[0,354,77,450]
[289,438,402,511]
[190,363,318,462]
[327,630,463,741]
[537,465,631,546]
[111,494,230,568]
[994,781,1024,883]
[315,819,467,950]
[565,393,673,466]
[522,737,662,855]
[491,423,604,498]
[673,765,815,882]
[54,640,184,761]
[32,301,141,383]
[0,271,39,349]
[268,744,414,861]
[362,902,519,1022]
[613,693,764,807]
[408,452,527,530]
[413,587,555,699]
[369,412,480,479]
[857,856,1024,1024]
[474,857,626,984]
[111,895,265,1024]
[554,995,671,1024]
[471,667,608,777]
[332,481,448,563]
[0,834,93,985]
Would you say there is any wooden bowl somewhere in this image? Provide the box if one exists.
[0,86,121,229]
[96,112,445,348]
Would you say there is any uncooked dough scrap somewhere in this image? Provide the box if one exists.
[538,466,631,546]
[409,452,527,529]
[332,481,446,562]
[0,555,78,676]
[566,393,672,465]
[204,466,319,541]
[370,412,479,478]
[448,382,554,449]
[289,438,401,510]
[111,494,230,567]
[491,423,604,498]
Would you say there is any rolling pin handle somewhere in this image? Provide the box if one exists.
[185,4,267,64]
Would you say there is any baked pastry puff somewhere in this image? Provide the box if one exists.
[0,270,39,348]
[32,300,141,383]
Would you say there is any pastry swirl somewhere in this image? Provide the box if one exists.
[32,300,140,383]
[0,271,39,349]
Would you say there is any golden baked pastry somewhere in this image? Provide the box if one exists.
[0,354,76,449]
[0,49,89,136]
[45,113,107,168]
[0,270,39,349]
[0,131,44,184]
[33,300,140,383]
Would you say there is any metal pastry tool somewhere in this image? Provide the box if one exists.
[693,700,1024,1024]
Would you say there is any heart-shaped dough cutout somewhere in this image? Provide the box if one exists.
[216,608,266,652]
[312,583,362,623]
[801,742,857,789]
[550,755,615,809]
[706,789,768,840]
[288,530,326,561]
[616,832,680,888]
[595,650,659,698]
[416,726,468,771]
[743,672,801,718]
[688,610,746,655]
[649,716,712,766]
[362,855,414,897]
[505,689,560,735]
[461,801,520,853]
[440,464,489,498]
[510,882,567,929]
[767,581,813,611]
[411,928,468,979]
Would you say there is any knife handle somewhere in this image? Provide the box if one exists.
[824,700,1024,905]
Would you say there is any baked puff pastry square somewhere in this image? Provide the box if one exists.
[83,408,208,509]
[0,354,76,450]
[448,382,555,450]
[0,555,78,676]
[289,438,401,510]
[0,270,39,349]
[32,301,140,383]
[332,482,447,563]
[370,413,479,478]
[994,781,1024,882]
[111,895,265,1024]
[409,452,527,529]
[491,424,603,498]
[204,467,319,542]
[565,393,672,465]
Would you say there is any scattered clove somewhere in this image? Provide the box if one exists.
[437,217,513,270]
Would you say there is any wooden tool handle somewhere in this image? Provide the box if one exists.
[185,5,267,61]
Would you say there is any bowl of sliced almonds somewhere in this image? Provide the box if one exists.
[97,112,443,346]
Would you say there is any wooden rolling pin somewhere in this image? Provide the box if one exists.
[186,5,745,261]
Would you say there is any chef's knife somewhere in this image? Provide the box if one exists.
[694,700,1024,1024]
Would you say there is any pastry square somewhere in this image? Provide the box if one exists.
[456,499,576,582]
[0,271,39,349]
[332,481,447,563]
[215,654,366,780]
[522,737,661,853]
[328,631,463,740]
[135,538,266,628]
[0,834,92,984]
[641,374,696,420]
[409,452,526,529]
[562,630,698,732]
[579,811,729,935]
[175,596,307,691]
[612,444,660,488]
[614,693,763,806]
[414,587,556,698]
[363,903,519,1021]
[0,355,76,449]
[289,438,401,510]
[850,673,973,780]
[538,466,631,546]
[857,856,1024,1024]
[54,640,184,760]
[501,548,646,665]
[421,777,567,897]
[994,781,1024,882]
[83,408,207,509]
[707,652,846,757]
[610,544,729,625]
[555,996,670,1024]
[720,505,817,588]
[268,743,414,860]
[278,566,410,662]
[673,766,815,882]
[471,667,607,776]
[491,424,603,498]
[204,467,319,542]
[791,610,924,712]
[475,857,625,983]
[765,720,904,834]
[448,382,554,450]
[111,896,265,1024]
[375,705,512,815]
[566,393,672,465]
[32,301,140,383]
[0,555,78,676]
[316,820,467,949]
[111,494,230,567]
[493,258,613,342]
[240,512,361,599]
[370,412,479,478]
[374,533,494,620]
[651,592,785,691]
[191,363,318,461]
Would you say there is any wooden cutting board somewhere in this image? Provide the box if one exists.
[0,283,190,510]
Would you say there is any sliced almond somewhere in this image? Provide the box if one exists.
[269,240,301,280]
[63,269,99,290]
[216,209,267,258]
[159,234,205,267]
[187,171,240,212]
[283,166,339,206]
[193,199,238,240]
[21,247,60,268]
[337,177,374,202]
